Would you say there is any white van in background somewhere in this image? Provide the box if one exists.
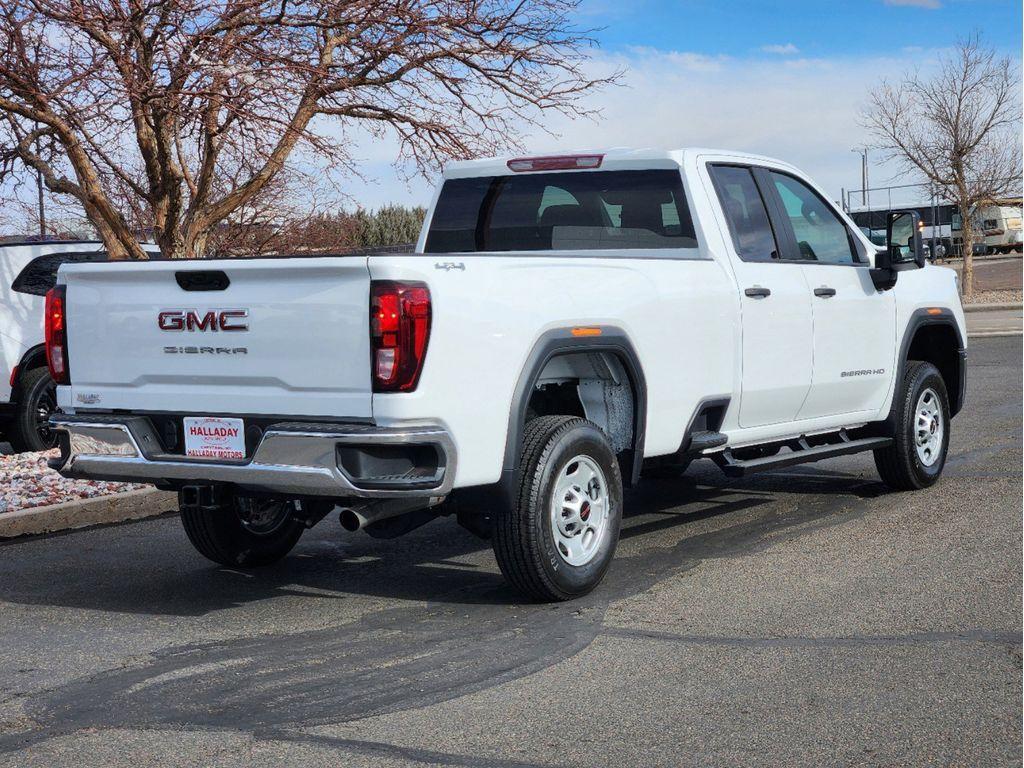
[1,240,159,452]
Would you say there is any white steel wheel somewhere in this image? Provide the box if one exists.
[914,388,944,467]
[874,361,950,491]
[549,455,610,567]
[492,415,624,602]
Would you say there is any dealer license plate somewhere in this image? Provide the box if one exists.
[183,416,246,460]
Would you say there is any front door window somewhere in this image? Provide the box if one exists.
[769,172,857,264]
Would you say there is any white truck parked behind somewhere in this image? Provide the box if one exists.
[2,240,160,452]
[2,241,112,452]
[43,149,967,601]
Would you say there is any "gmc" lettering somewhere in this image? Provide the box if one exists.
[158,309,249,332]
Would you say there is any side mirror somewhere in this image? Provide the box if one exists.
[886,210,926,270]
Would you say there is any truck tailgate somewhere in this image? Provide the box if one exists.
[61,257,373,418]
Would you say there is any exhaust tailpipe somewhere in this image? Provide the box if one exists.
[338,497,443,532]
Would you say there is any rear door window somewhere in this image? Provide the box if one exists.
[708,165,780,261]
[425,170,697,253]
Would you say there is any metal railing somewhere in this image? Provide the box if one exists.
[842,178,1022,213]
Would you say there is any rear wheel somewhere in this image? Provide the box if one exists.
[7,367,58,453]
[874,361,950,491]
[493,416,623,602]
[180,495,305,567]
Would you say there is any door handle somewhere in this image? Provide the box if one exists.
[744,286,771,298]
[813,287,837,298]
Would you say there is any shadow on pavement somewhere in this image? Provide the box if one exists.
[0,462,886,620]
[0,460,896,755]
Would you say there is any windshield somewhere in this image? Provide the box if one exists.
[425,169,697,253]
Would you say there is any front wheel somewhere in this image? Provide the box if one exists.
[874,361,951,491]
[181,495,305,567]
[493,416,623,602]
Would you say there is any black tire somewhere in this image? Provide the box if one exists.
[7,367,58,453]
[874,361,950,491]
[493,416,623,602]
[180,496,305,567]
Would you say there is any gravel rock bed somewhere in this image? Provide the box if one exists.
[964,289,1022,305]
[0,449,143,514]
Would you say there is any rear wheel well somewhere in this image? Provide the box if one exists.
[905,323,963,415]
[526,350,638,481]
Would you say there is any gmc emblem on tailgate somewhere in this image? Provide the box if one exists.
[158,309,249,332]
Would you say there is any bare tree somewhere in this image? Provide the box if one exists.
[0,1,612,260]
[862,35,1021,297]
[199,164,312,257]
[0,172,96,238]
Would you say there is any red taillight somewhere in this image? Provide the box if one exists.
[370,281,431,392]
[506,154,603,172]
[44,286,70,384]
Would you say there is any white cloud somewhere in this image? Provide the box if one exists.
[329,47,960,209]
[7,45,989,235]
[761,43,800,55]
[884,0,941,9]
[626,46,727,72]
[508,48,953,201]
[0,46,956,223]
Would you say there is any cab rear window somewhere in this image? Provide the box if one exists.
[424,170,697,253]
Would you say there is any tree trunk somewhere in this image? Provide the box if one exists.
[959,200,975,300]
[92,217,149,260]
[180,225,210,259]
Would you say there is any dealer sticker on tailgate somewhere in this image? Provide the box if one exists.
[183,417,245,460]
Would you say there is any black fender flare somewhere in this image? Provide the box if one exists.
[500,326,647,493]
[890,307,966,421]
[11,344,47,397]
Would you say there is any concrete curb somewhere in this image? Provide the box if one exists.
[0,488,177,540]
[963,302,1022,313]
[968,331,1023,338]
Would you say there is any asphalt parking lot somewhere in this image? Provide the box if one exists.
[0,336,1020,768]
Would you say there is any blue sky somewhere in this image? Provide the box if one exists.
[588,0,1021,59]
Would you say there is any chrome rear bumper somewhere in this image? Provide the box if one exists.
[49,414,456,498]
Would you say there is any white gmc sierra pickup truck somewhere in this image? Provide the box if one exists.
[44,148,967,601]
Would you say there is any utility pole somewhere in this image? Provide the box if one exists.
[35,131,46,239]
[851,148,870,209]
